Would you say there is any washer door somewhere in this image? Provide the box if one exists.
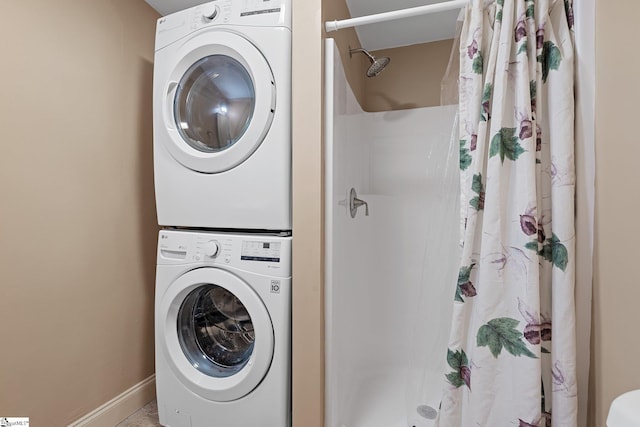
[159,268,274,401]
[160,30,275,173]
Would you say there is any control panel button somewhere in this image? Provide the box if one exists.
[203,240,220,257]
[202,5,219,21]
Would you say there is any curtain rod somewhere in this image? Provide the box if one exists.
[325,0,468,33]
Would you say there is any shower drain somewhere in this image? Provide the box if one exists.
[416,404,438,420]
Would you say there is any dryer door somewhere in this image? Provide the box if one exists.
[159,267,274,401]
[160,30,275,173]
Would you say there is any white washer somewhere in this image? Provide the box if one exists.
[155,229,291,427]
[153,0,291,230]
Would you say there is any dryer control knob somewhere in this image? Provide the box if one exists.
[202,5,220,21]
[203,241,220,258]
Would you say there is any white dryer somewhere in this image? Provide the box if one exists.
[153,0,291,230]
[155,229,291,427]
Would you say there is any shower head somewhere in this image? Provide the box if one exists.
[349,47,391,77]
[367,56,390,77]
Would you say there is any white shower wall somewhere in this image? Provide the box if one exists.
[325,39,460,427]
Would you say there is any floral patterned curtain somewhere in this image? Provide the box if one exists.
[436,0,577,426]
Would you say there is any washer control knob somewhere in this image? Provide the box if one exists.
[203,240,220,258]
[202,5,220,21]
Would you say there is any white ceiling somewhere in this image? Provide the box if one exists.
[145,0,207,16]
[144,0,460,51]
[345,0,460,51]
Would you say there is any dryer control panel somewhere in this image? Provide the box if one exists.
[155,0,291,51]
[157,229,292,277]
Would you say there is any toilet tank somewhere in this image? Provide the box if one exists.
[607,390,640,427]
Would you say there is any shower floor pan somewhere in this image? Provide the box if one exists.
[340,368,441,427]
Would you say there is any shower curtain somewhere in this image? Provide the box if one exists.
[436,0,576,426]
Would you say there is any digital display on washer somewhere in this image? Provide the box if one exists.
[241,241,281,262]
[240,0,281,16]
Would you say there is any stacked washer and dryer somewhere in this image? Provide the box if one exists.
[151,1,292,426]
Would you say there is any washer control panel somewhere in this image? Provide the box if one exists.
[157,230,292,276]
[241,241,282,262]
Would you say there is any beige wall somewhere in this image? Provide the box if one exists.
[322,0,366,107]
[321,0,452,113]
[364,40,455,111]
[292,1,325,426]
[0,1,159,425]
[590,0,640,425]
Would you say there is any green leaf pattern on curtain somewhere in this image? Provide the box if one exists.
[445,349,472,389]
[455,264,477,303]
[476,317,537,359]
[472,52,484,74]
[436,0,577,426]
[460,140,472,170]
[480,83,492,121]
[469,174,485,210]
[489,127,526,163]
[540,41,562,82]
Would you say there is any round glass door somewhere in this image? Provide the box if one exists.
[175,55,256,154]
[177,284,255,378]
[159,30,276,173]
[160,267,274,401]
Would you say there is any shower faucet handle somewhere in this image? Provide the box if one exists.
[354,198,369,216]
[349,188,369,218]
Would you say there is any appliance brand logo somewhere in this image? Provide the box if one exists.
[0,419,29,427]
[270,280,281,294]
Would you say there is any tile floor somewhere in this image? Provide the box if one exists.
[116,400,161,427]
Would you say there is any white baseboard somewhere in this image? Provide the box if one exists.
[68,375,156,427]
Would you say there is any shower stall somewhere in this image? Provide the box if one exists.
[324,40,460,427]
